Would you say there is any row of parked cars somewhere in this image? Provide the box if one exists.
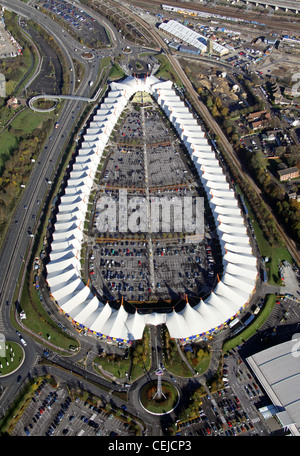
[80,415,99,429]
[23,380,50,435]
[45,396,72,436]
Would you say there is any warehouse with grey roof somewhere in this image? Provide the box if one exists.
[247,338,300,436]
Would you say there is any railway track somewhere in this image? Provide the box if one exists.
[129,0,300,33]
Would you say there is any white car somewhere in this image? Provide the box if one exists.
[20,338,27,347]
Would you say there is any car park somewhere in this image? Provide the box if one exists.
[89,100,221,304]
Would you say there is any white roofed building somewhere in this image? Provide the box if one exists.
[45,75,257,344]
[159,20,229,57]
[247,340,300,436]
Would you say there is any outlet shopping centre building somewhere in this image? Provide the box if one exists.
[45,75,258,344]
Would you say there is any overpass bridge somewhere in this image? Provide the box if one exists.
[28,93,101,112]
[227,0,300,13]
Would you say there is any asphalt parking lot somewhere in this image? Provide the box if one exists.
[88,99,221,303]
[41,0,109,48]
[11,380,131,436]
[90,238,216,302]
[178,385,258,437]
[177,353,272,438]
[102,107,193,189]
[25,25,63,95]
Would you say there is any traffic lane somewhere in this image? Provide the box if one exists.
[0,1,92,300]
[1,0,82,59]
[0,96,85,310]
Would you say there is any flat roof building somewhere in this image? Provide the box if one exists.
[179,44,200,55]
[159,20,229,56]
[247,338,300,436]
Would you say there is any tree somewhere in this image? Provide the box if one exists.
[211,105,219,117]
[220,106,229,117]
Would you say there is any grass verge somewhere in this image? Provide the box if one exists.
[222,294,276,353]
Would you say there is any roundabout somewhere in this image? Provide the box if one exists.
[123,46,132,54]
[81,51,95,60]
[139,375,180,416]
[0,339,25,377]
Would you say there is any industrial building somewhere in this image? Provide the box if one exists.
[178,44,200,55]
[158,20,229,57]
[247,338,300,436]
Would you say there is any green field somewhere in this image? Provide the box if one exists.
[10,109,52,134]
[154,54,183,86]
[0,130,18,168]
[94,355,131,379]
[242,194,293,284]
[108,62,125,81]
[0,108,53,169]
[222,294,277,353]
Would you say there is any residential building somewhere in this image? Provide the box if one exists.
[278,166,299,181]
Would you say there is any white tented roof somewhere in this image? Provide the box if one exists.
[46,75,257,342]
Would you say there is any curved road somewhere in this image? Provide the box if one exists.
[0,0,298,435]
[0,0,171,433]
[28,82,107,111]
[0,0,97,311]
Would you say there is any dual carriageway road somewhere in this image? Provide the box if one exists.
[0,0,298,435]
[0,0,110,319]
